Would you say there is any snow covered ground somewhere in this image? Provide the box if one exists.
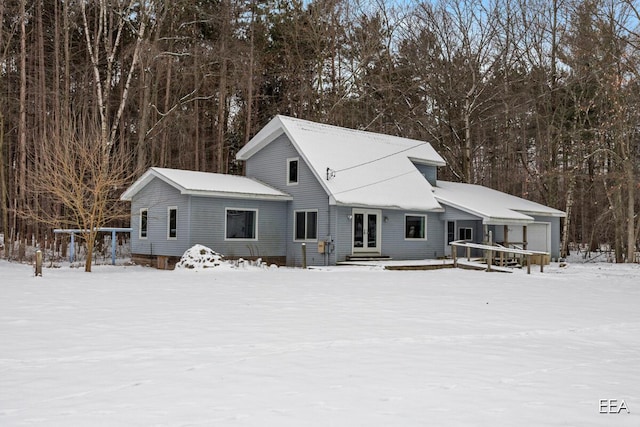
[1,258,639,426]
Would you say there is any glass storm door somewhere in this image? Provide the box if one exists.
[352,209,381,253]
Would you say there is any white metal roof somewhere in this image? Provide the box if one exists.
[433,181,566,225]
[236,115,445,212]
[120,167,292,201]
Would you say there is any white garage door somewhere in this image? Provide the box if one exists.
[527,222,550,253]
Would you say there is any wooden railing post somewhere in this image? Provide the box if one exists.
[452,244,458,267]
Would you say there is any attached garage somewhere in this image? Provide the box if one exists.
[434,181,566,259]
[527,222,551,253]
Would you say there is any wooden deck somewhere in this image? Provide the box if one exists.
[337,258,514,272]
[338,259,454,270]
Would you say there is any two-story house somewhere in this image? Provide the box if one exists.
[121,115,565,268]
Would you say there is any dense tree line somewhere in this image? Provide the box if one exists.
[1,0,639,264]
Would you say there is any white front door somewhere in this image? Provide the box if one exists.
[352,209,381,254]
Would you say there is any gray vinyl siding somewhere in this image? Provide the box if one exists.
[130,176,288,259]
[189,196,287,259]
[245,133,301,189]
[334,205,354,263]
[455,220,483,243]
[331,206,444,262]
[462,219,485,258]
[243,134,445,264]
[380,210,444,259]
[130,177,190,257]
[413,163,437,186]
[245,133,332,267]
[440,204,482,222]
[440,205,483,257]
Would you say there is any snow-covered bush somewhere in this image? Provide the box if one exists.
[175,244,279,271]
[175,244,225,270]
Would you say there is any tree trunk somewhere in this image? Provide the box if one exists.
[216,0,230,173]
[18,0,27,228]
[626,160,636,262]
[136,68,153,172]
[561,173,576,259]
[463,94,473,183]
[244,3,255,146]
[0,113,8,258]
[84,232,95,273]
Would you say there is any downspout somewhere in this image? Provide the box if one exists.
[326,196,330,266]
[187,196,192,248]
[332,201,339,264]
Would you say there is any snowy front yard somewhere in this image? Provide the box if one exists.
[1,260,639,426]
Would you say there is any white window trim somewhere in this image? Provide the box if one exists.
[293,209,319,242]
[460,227,473,241]
[287,157,299,186]
[167,206,178,240]
[404,214,427,240]
[224,208,259,241]
[139,208,148,240]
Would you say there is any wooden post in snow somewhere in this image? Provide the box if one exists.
[34,249,42,277]
[301,243,307,269]
[452,244,458,267]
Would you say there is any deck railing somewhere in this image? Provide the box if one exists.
[449,240,549,274]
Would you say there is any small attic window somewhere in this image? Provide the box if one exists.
[287,158,299,185]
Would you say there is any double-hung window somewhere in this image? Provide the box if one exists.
[139,208,148,239]
[294,210,318,241]
[226,209,258,240]
[405,215,426,240]
[167,207,177,239]
[459,227,473,241]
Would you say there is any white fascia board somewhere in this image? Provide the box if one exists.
[120,168,185,201]
[408,156,446,167]
[514,209,567,218]
[437,199,534,224]
[483,217,535,226]
[183,189,292,201]
[435,199,487,220]
[331,199,445,212]
[120,171,153,201]
[236,117,285,160]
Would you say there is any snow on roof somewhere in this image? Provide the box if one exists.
[237,116,445,211]
[120,167,292,201]
[433,181,566,225]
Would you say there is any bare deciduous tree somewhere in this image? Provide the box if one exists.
[22,120,138,272]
